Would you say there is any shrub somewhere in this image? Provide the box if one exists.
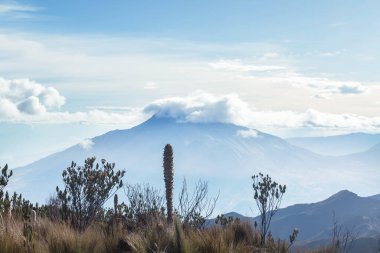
[252,172,286,246]
[56,157,125,231]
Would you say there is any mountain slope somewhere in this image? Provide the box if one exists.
[262,190,380,241]
[345,142,380,165]
[213,190,380,250]
[287,133,380,156]
[8,116,380,214]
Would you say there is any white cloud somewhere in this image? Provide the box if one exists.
[79,139,94,150]
[209,59,285,72]
[144,91,252,125]
[144,91,380,132]
[278,73,367,97]
[0,1,40,20]
[0,78,146,126]
[39,87,65,108]
[249,109,380,130]
[241,71,367,98]
[0,2,39,14]
[210,59,368,98]
[1,84,380,133]
[0,77,65,116]
[17,96,46,115]
[144,81,157,90]
[0,32,377,120]
[19,109,146,126]
[0,98,19,118]
[0,32,378,132]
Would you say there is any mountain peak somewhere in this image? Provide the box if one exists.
[327,190,358,201]
[144,113,247,129]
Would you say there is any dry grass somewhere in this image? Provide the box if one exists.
[0,216,350,253]
[2,217,343,253]
[0,215,299,253]
[0,217,114,253]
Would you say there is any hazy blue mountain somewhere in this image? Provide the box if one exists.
[7,116,380,214]
[262,190,380,241]
[287,133,380,156]
[369,194,380,202]
[302,237,379,253]
[345,143,380,165]
[9,115,325,211]
[213,190,380,252]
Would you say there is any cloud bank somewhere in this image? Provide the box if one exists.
[1,77,379,133]
[0,77,145,126]
[144,92,380,132]
[0,78,65,118]
[144,92,251,125]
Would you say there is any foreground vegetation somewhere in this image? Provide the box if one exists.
[0,211,350,253]
[0,215,290,253]
[0,145,355,252]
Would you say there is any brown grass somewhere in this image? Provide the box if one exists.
[0,216,300,253]
[0,215,274,253]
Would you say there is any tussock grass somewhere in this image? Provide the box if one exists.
[0,215,301,253]
[0,214,342,253]
[1,217,347,253]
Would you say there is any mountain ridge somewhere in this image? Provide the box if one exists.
[287,133,380,156]
[8,115,380,215]
[211,189,380,249]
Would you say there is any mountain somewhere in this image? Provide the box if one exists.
[263,190,380,241]
[214,190,380,252]
[346,143,380,165]
[7,116,380,214]
[287,133,380,156]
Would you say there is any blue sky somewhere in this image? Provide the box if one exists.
[1,0,380,166]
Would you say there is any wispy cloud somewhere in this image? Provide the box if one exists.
[209,59,285,72]
[0,1,40,19]
[211,59,368,98]
[259,72,368,98]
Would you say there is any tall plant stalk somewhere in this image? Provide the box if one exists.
[163,144,174,223]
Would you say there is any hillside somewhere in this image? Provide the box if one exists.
[287,133,380,156]
[8,116,380,214]
[213,190,380,252]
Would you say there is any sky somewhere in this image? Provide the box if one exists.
[1,0,380,167]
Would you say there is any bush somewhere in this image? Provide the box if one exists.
[122,183,165,227]
[56,157,125,231]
